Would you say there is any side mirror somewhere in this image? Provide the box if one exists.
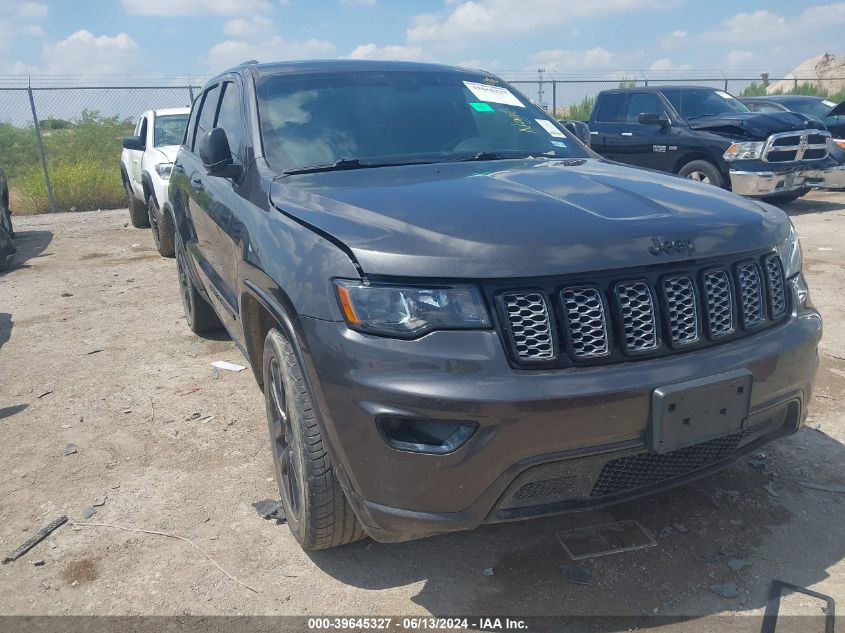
[198,128,242,178]
[638,112,670,127]
[564,120,592,147]
[122,135,145,151]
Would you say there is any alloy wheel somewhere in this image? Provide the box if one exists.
[686,171,711,184]
[268,357,301,520]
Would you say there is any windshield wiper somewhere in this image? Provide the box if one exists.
[447,151,540,162]
[283,158,372,175]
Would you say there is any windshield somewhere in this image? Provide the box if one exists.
[786,99,836,119]
[256,70,589,172]
[661,88,749,119]
[154,114,188,147]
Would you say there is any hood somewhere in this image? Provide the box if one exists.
[269,159,788,279]
[151,145,179,163]
[687,111,825,140]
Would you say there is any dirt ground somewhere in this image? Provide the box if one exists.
[1,192,845,631]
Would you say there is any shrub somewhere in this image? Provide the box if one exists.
[15,160,125,214]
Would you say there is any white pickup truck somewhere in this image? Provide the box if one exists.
[120,107,190,256]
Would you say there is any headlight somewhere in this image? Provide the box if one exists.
[777,222,803,278]
[723,141,765,161]
[334,281,490,338]
[155,163,173,179]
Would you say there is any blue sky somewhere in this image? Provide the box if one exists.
[0,0,842,78]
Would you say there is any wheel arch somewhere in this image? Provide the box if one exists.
[141,172,156,205]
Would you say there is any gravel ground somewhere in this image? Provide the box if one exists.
[1,191,845,630]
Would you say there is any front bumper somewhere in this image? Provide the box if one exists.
[730,161,845,196]
[301,284,821,543]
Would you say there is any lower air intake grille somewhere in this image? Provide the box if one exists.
[561,286,610,358]
[763,254,786,318]
[590,433,744,497]
[501,292,555,362]
[737,262,764,328]
[615,281,658,352]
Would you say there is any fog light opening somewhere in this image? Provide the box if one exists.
[377,416,478,455]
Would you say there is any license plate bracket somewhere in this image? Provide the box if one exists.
[651,369,752,454]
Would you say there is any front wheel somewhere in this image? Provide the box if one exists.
[678,160,725,189]
[0,205,12,239]
[125,180,149,228]
[263,328,365,550]
[148,196,175,257]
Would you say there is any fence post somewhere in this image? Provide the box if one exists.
[552,81,557,118]
[27,81,57,214]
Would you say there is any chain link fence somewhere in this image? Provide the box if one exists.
[0,73,843,213]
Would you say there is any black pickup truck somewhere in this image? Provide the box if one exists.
[587,85,845,202]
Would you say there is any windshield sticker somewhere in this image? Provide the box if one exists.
[823,100,837,108]
[715,90,733,99]
[463,81,525,107]
[505,109,532,132]
[551,140,568,148]
[469,102,495,112]
[535,119,566,138]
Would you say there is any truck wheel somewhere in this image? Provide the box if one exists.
[0,206,12,240]
[125,180,149,228]
[175,234,221,334]
[761,188,809,205]
[263,328,366,550]
[679,160,724,188]
[148,197,175,258]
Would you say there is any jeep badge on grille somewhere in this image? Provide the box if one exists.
[648,238,695,256]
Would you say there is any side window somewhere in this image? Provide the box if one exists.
[193,84,222,150]
[626,93,665,122]
[594,93,625,123]
[216,81,244,160]
[138,116,148,143]
[184,97,201,149]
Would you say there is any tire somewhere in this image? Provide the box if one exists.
[125,179,149,228]
[678,160,725,189]
[263,328,366,550]
[761,188,809,205]
[175,233,221,334]
[148,196,175,258]
[0,206,12,240]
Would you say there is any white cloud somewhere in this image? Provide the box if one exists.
[205,36,336,70]
[456,58,500,70]
[530,47,615,73]
[22,23,44,37]
[121,0,271,16]
[342,0,377,5]
[223,15,273,36]
[407,0,674,47]
[660,30,686,49]
[702,4,845,44]
[43,30,140,75]
[725,50,755,68]
[346,43,424,61]
[17,2,48,20]
[648,58,692,72]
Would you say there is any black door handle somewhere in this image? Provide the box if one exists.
[190,177,204,192]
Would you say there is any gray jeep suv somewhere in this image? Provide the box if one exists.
[168,60,821,550]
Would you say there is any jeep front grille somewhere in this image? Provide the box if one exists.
[763,254,786,318]
[703,269,735,338]
[614,281,658,353]
[764,130,830,163]
[737,262,764,328]
[496,252,788,367]
[561,286,610,358]
[500,292,555,362]
[662,275,699,346]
